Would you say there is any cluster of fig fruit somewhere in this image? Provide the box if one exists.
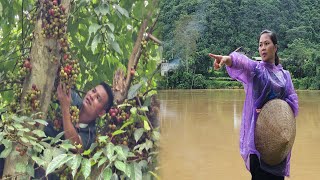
[59,55,80,89]
[70,105,79,124]
[24,84,41,114]
[141,39,148,49]
[15,145,27,156]
[41,0,67,39]
[100,98,151,148]
[10,57,33,84]
[107,106,131,128]
[141,39,149,65]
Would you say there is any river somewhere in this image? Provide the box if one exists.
[158,89,320,180]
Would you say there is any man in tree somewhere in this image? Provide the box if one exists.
[45,81,114,150]
[32,82,114,179]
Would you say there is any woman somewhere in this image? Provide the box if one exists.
[209,30,299,180]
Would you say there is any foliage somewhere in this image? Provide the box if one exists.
[158,0,320,90]
[206,79,243,89]
[158,66,208,89]
[0,0,161,179]
[0,108,160,179]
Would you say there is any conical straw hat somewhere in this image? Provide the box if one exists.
[255,99,296,166]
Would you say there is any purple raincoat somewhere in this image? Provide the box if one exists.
[226,52,299,177]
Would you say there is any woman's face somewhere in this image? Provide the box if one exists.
[259,33,277,64]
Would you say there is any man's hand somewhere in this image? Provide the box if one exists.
[57,82,83,149]
[57,82,71,108]
[209,53,232,70]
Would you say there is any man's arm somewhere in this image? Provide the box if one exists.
[57,83,83,149]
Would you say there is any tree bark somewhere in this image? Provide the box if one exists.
[113,13,162,104]
[3,0,72,178]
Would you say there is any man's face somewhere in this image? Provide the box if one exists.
[82,85,109,121]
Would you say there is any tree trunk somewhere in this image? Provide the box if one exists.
[3,0,72,178]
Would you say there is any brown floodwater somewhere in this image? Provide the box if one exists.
[158,89,320,180]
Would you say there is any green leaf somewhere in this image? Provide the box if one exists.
[143,96,151,107]
[114,160,126,173]
[43,149,53,163]
[98,157,108,167]
[114,146,126,161]
[107,22,115,32]
[34,119,48,126]
[144,120,151,131]
[71,155,82,178]
[92,150,103,161]
[134,128,144,142]
[7,125,14,131]
[145,139,153,151]
[32,141,44,153]
[17,127,30,132]
[16,162,26,173]
[114,4,129,18]
[82,149,91,156]
[0,2,2,17]
[139,106,149,112]
[81,158,91,179]
[60,143,75,151]
[39,141,51,149]
[11,115,28,123]
[89,142,98,152]
[98,136,109,144]
[111,129,126,136]
[138,160,148,170]
[0,133,4,142]
[133,144,143,151]
[51,131,64,144]
[111,173,119,180]
[46,154,73,175]
[120,119,134,130]
[0,141,12,158]
[26,163,35,177]
[20,137,29,143]
[152,131,160,141]
[32,156,47,167]
[132,162,142,180]
[89,23,101,35]
[91,34,102,53]
[125,163,132,178]
[101,167,112,179]
[32,130,46,138]
[13,123,23,129]
[130,107,137,115]
[107,32,115,41]
[106,142,115,159]
[51,147,66,158]
[127,83,142,99]
[99,4,110,15]
[111,41,121,54]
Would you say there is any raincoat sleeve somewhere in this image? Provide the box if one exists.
[226,52,258,85]
[284,71,299,117]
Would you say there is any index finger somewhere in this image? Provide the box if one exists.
[208,53,221,59]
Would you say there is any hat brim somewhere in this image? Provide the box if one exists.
[255,99,296,166]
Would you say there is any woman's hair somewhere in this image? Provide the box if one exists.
[259,30,279,65]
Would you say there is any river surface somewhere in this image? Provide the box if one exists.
[158,89,320,180]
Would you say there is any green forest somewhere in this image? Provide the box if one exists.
[157,0,320,90]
